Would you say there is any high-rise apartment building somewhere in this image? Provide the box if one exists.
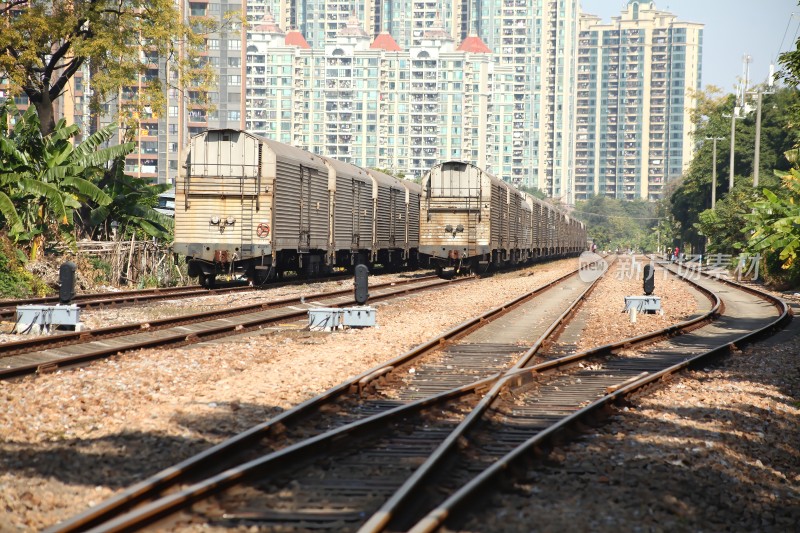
[472,0,579,201]
[244,12,506,179]
[575,0,702,201]
[194,0,700,200]
[2,0,701,202]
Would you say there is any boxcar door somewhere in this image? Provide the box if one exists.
[389,187,399,247]
[490,184,501,247]
[352,178,365,250]
[298,165,312,252]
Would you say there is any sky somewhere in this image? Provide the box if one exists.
[580,0,800,91]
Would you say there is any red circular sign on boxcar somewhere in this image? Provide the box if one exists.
[256,223,270,238]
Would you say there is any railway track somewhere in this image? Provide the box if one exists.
[0,282,246,321]
[47,261,610,532]
[46,262,788,533]
[397,266,789,533]
[0,274,447,379]
[0,270,382,322]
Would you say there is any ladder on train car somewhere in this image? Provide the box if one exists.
[240,199,254,256]
[239,174,256,256]
[389,188,398,247]
[298,165,311,253]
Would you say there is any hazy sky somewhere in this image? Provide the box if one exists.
[580,0,799,91]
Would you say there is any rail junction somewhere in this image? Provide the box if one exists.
[42,259,789,532]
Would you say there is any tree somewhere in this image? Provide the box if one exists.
[0,100,132,259]
[742,152,800,286]
[668,87,800,253]
[694,183,762,254]
[518,184,547,199]
[0,0,215,135]
[372,167,407,180]
[571,195,659,252]
[85,162,173,241]
[777,1,800,87]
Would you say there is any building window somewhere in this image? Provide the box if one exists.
[207,39,219,50]
[229,75,241,85]
[189,3,206,16]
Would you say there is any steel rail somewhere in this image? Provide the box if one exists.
[404,270,789,533]
[47,267,588,533]
[0,276,450,379]
[356,262,709,532]
[0,284,248,320]
[0,272,377,320]
[356,257,614,533]
[0,275,439,359]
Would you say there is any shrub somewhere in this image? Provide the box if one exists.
[0,235,51,297]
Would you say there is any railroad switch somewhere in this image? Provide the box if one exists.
[308,264,376,331]
[14,304,83,334]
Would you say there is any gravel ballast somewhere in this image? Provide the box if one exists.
[0,258,798,532]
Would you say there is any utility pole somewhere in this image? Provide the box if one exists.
[706,136,725,209]
[753,90,763,187]
[725,108,743,190]
[751,64,775,188]
[725,55,752,192]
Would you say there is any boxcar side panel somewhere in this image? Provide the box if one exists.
[272,160,329,253]
[406,183,421,249]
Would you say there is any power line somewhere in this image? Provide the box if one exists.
[772,13,800,67]
[790,14,800,63]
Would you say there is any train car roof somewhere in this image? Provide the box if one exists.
[320,154,371,182]
[425,160,511,191]
[195,129,327,168]
[365,167,413,190]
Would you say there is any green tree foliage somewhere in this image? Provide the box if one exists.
[0,234,50,297]
[743,153,800,286]
[695,182,762,253]
[571,195,661,252]
[518,184,547,199]
[777,7,800,88]
[0,100,172,257]
[371,167,408,180]
[85,161,173,241]
[0,0,216,135]
[669,87,800,253]
[0,101,122,257]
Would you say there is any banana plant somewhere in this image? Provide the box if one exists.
[0,101,125,258]
[745,151,800,270]
[85,160,174,241]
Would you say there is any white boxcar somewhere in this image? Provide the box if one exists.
[420,161,587,277]
[419,161,531,275]
[174,129,421,285]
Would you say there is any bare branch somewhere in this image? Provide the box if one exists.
[0,0,28,18]
[44,40,74,79]
[49,56,85,100]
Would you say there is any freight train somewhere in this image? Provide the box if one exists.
[173,129,586,286]
[419,161,586,275]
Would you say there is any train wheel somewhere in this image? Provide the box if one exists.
[200,273,216,289]
[471,258,490,275]
[254,267,275,285]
